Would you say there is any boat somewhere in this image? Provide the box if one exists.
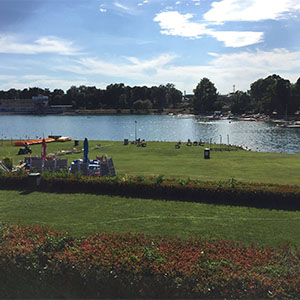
[276,122,300,128]
[57,136,72,142]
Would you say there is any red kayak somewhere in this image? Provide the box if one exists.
[14,138,55,146]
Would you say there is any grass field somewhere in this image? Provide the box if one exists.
[1,189,300,247]
[1,140,300,248]
[1,139,300,184]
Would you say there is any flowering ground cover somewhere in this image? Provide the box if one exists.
[1,222,300,299]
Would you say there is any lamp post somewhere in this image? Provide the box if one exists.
[227,134,230,150]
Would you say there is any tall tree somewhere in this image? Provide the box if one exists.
[250,74,292,115]
[105,83,125,108]
[166,83,182,108]
[151,85,167,111]
[193,78,218,113]
[230,91,252,114]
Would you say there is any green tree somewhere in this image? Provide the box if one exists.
[105,83,125,108]
[165,83,182,108]
[290,78,300,114]
[193,78,218,113]
[250,74,293,115]
[230,91,252,114]
[151,85,167,111]
[133,99,152,110]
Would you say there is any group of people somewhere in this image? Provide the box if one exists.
[136,138,147,147]
[175,139,205,149]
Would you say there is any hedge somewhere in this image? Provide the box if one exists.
[1,173,300,210]
[0,222,300,299]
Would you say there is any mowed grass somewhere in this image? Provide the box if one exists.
[1,141,300,248]
[1,190,300,247]
[1,140,300,184]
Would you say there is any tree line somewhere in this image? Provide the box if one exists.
[0,83,182,111]
[1,74,300,116]
[193,74,300,116]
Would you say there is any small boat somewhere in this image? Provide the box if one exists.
[276,122,300,128]
[57,136,72,142]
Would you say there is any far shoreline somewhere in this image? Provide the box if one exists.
[0,108,297,123]
[0,108,192,116]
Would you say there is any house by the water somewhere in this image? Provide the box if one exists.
[0,95,72,114]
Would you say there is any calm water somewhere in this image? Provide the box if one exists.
[0,114,300,153]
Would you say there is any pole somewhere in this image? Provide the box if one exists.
[135,120,137,142]
[220,135,222,150]
[227,134,229,150]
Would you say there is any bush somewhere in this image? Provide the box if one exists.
[1,173,300,210]
[1,222,300,299]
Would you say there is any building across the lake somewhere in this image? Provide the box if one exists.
[0,95,72,113]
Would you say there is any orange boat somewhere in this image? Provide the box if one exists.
[14,138,55,147]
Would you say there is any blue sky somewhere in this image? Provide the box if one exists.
[0,0,300,94]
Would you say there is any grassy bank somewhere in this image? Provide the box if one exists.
[1,189,300,247]
[1,140,300,184]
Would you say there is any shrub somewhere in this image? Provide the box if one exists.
[1,223,300,299]
[1,173,300,210]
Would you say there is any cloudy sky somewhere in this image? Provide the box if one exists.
[0,0,300,94]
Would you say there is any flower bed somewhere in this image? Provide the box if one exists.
[0,222,300,299]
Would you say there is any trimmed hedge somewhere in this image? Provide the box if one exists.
[1,222,300,299]
[1,173,300,210]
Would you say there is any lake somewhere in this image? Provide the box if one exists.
[0,114,299,153]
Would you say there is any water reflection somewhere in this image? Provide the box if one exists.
[0,114,300,153]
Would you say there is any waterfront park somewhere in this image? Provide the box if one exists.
[1,138,300,298]
[1,139,300,244]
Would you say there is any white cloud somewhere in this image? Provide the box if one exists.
[58,54,177,80]
[210,31,264,48]
[154,11,209,39]
[0,74,105,91]
[113,1,140,15]
[138,0,149,6]
[192,0,201,6]
[114,2,129,10]
[204,0,300,23]
[55,49,300,94]
[154,11,263,47]
[99,8,107,12]
[0,35,80,55]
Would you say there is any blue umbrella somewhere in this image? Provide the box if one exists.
[83,138,89,163]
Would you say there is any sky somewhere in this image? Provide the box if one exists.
[0,0,300,94]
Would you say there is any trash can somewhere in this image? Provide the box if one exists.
[124,139,129,145]
[74,140,79,147]
[204,148,210,159]
[28,173,41,189]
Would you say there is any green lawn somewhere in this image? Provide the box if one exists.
[1,189,300,247]
[1,140,300,248]
[1,140,300,184]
